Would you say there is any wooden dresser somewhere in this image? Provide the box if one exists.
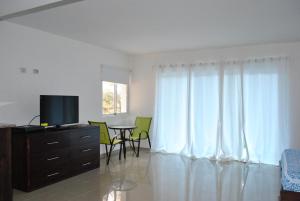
[0,124,13,201]
[12,124,100,192]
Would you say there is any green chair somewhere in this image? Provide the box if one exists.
[88,121,123,165]
[129,117,152,157]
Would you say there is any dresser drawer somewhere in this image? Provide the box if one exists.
[31,166,70,188]
[71,143,99,159]
[70,127,99,146]
[71,158,99,174]
[30,148,70,172]
[29,131,71,153]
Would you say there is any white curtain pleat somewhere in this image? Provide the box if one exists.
[222,64,246,161]
[152,66,189,153]
[189,64,220,159]
[152,57,289,165]
[242,59,289,164]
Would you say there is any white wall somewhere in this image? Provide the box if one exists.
[0,21,132,153]
[130,42,300,148]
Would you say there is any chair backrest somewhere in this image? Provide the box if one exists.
[88,121,110,144]
[132,117,152,139]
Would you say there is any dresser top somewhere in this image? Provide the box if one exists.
[0,123,15,128]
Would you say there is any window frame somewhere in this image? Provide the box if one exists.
[101,81,129,116]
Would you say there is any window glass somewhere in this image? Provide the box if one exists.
[102,81,115,115]
[116,83,127,113]
[102,81,127,115]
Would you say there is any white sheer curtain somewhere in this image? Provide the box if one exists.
[152,57,289,165]
[189,64,220,159]
[242,58,290,164]
[152,66,189,153]
[221,63,247,161]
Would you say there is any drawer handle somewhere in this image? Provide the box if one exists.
[47,141,59,145]
[47,156,60,161]
[47,172,60,177]
[82,162,91,166]
[80,135,91,139]
[82,148,92,152]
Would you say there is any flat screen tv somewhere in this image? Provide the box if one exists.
[40,95,79,127]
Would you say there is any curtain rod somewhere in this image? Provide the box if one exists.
[152,56,288,68]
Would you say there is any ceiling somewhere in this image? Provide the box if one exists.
[8,0,300,55]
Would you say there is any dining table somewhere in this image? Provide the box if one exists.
[108,125,136,159]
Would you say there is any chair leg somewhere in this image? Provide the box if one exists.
[128,140,134,150]
[123,142,126,159]
[105,144,109,158]
[147,137,151,148]
[137,139,141,157]
[107,144,113,165]
[131,139,136,153]
[119,144,122,160]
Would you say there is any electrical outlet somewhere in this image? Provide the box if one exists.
[20,67,26,73]
[33,69,39,74]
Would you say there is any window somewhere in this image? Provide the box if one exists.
[102,81,127,115]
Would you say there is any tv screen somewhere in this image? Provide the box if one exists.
[40,95,79,126]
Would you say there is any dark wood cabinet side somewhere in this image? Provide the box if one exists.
[0,127,12,201]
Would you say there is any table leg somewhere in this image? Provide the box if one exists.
[122,129,126,159]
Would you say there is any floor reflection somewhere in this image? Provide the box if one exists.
[14,150,281,201]
[102,152,280,201]
[149,153,280,201]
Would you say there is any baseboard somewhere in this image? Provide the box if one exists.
[99,147,150,159]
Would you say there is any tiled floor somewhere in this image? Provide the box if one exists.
[13,150,281,201]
